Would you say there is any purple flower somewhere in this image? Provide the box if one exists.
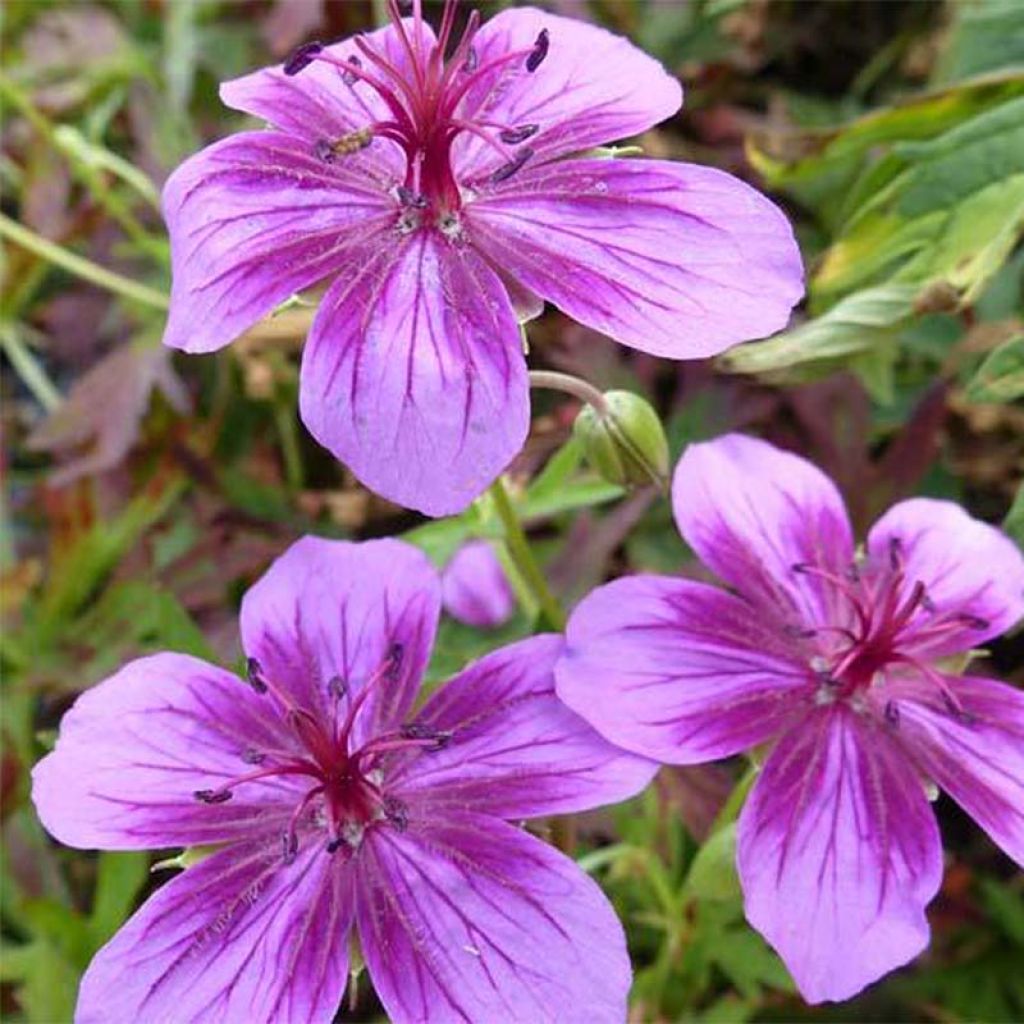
[442,539,516,628]
[556,434,1024,1004]
[32,537,655,1023]
[160,0,803,516]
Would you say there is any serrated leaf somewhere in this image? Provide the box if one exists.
[933,1,1024,85]
[966,334,1024,403]
[719,283,917,375]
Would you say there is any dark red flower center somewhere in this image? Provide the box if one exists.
[193,645,450,862]
[285,0,548,215]
[791,537,988,720]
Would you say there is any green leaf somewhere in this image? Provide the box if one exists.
[1004,482,1024,551]
[719,283,918,375]
[966,335,1024,402]
[933,1,1024,85]
[686,824,740,903]
[0,939,80,1023]
[814,96,1024,306]
[88,851,149,949]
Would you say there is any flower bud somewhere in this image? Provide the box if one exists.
[573,390,669,489]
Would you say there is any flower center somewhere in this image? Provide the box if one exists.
[790,537,989,717]
[192,645,451,863]
[284,0,548,214]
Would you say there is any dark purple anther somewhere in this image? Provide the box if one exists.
[463,46,478,72]
[400,723,453,751]
[396,186,428,209]
[791,562,810,575]
[884,701,900,728]
[194,789,232,804]
[384,796,409,831]
[490,146,534,184]
[888,536,903,571]
[314,138,336,163]
[920,592,936,613]
[385,643,404,680]
[499,124,540,145]
[327,675,347,700]
[526,29,549,72]
[282,832,299,865]
[784,624,817,639]
[284,41,323,76]
[325,836,344,854]
[958,613,990,629]
[942,692,976,724]
[241,747,266,765]
[342,55,362,86]
[245,657,268,694]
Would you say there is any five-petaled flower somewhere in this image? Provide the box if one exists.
[33,537,655,1023]
[556,433,1024,1003]
[160,0,803,516]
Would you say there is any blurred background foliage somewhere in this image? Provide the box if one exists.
[1,0,1022,1021]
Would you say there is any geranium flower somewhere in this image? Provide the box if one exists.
[33,537,655,1023]
[161,0,803,515]
[442,539,516,627]
[556,434,1024,1003]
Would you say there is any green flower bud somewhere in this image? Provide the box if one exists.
[573,390,669,489]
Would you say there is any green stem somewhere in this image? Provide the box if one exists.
[0,213,169,311]
[528,369,608,413]
[488,476,566,631]
[274,400,304,492]
[0,325,61,412]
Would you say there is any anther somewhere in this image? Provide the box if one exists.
[957,613,989,630]
[942,692,976,725]
[499,124,540,145]
[327,675,347,700]
[791,562,809,574]
[342,55,362,86]
[385,643,404,680]
[396,186,428,209]
[400,723,453,751]
[526,29,549,72]
[245,657,268,695]
[282,832,299,865]
[490,146,534,184]
[326,836,344,855]
[241,747,266,765]
[383,796,409,831]
[314,138,336,163]
[333,127,374,155]
[284,41,323,76]
[884,701,900,728]
[888,536,903,572]
[463,46,478,72]
[920,592,936,613]
[194,789,232,804]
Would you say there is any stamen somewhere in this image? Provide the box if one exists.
[283,41,324,77]
[499,124,540,145]
[327,675,347,700]
[888,536,903,572]
[246,657,268,695]
[282,831,299,865]
[396,186,428,208]
[342,55,362,86]
[194,789,232,804]
[942,692,976,725]
[463,46,478,72]
[783,625,818,639]
[399,723,453,751]
[958,613,990,629]
[884,701,900,728]
[490,146,534,184]
[314,138,336,163]
[526,29,549,72]
[383,796,409,831]
[241,747,266,765]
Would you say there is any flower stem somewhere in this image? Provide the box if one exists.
[528,369,608,414]
[0,213,169,311]
[488,475,566,631]
[0,324,61,412]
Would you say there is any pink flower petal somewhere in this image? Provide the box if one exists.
[76,838,354,1024]
[467,159,803,359]
[299,230,528,516]
[673,433,855,630]
[452,6,681,179]
[441,539,516,628]
[897,673,1024,867]
[31,653,300,850]
[221,19,434,179]
[393,634,656,817]
[357,814,631,1023]
[240,537,440,748]
[867,498,1024,657]
[738,707,942,1004]
[556,575,811,764]
[161,131,395,355]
